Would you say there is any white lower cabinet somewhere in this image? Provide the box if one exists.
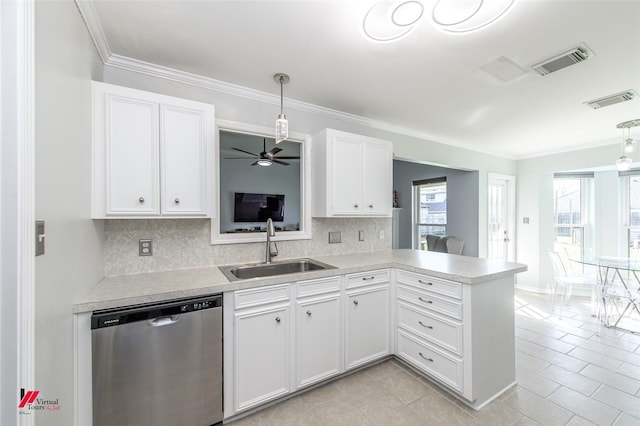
[295,277,342,388]
[225,267,514,418]
[395,269,516,409]
[345,272,391,369]
[233,287,291,412]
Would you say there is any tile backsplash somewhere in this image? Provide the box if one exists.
[104,218,392,276]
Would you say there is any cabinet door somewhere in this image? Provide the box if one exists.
[345,285,390,369]
[235,305,290,411]
[363,140,392,216]
[331,135,363,215]
[104,94,159,215]
[296,295,341,388]
[160,104,211,216]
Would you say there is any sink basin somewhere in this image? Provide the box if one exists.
[220,258,336,281]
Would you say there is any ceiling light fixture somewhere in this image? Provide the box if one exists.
[615,119,640,171]
[362,0,516,41]
[274,73,290,144]
[257,158,272,167]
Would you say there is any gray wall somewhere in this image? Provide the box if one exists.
[219,157,301,233]
[393,160,479,257]
[34,1,104,424]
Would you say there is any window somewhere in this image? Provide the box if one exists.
[622,172,640,259]
[553,174,593,263]
[413,178,446,250]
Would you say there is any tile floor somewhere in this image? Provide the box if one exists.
[229,290,640,425]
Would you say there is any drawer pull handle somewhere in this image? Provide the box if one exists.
[418,321,433,329]
[353,300,359,306]
[419,352,434,362]
[275,317,281,323]
[362,276,375,281]
[418,297,433,304]
[306,310,312,316]
[418,280,433,285]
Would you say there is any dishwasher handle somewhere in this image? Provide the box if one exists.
[149,315,180,327]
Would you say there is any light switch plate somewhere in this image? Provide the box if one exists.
[139,239,153,256]
[328,231,341,244]
[35,221,45,256]
[359,230,364,241]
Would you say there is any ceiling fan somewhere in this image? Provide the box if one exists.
[225,138,299,166]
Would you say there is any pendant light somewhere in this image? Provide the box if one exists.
[615,119,640,171]
[274,73,290,144]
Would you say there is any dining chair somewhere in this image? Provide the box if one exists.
[561,247,599,315]
[548,250,572,316]
[548,250,599,318]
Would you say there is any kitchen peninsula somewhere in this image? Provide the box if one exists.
[75,249,526,422]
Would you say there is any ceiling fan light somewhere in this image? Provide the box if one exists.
[616,155,632,171]
[257,158,272,167]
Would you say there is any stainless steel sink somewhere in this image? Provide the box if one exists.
[219,258,336,281]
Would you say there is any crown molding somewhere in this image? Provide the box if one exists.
[74,0,111,63]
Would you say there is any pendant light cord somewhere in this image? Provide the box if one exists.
[280,75,284,115]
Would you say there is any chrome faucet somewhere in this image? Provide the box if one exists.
[265,218,278,264]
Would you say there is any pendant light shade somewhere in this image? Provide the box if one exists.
[274,73,290,144]
[615,119,640,170]
[616,155,632,171]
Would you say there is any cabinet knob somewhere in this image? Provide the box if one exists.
[138,197,145,203]
[419,352,434,362]
[353,204,358,208]
[353,300,359,306]
[275,317,281,323]
[418,297,433,304]
[174,198,180,204]
[369,204,373,208]
[306,310,312,316]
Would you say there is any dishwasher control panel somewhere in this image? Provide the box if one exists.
[91,294,222,329]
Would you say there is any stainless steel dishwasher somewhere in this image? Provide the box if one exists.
[91,294,223,426]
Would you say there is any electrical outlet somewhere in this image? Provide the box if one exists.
[139,239,153,256]
[359,230,365,241]
[328,231,341,244]
[379,230,385,240]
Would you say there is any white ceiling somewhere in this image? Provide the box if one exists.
[83,0,640,159]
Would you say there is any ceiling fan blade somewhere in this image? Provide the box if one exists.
[250,160,260,166]
[272,156,300,159]
[232,147,259,156]
[225,156,255,159]
[267,147,282,156]
[272,159,290,166]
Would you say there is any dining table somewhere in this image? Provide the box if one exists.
[570,255,640,333]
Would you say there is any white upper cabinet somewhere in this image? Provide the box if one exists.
[312,129,393,217]
[92,81,215,218]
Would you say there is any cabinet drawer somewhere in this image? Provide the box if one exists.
[234,284,290,309]
[397,330,463,392]
[296,276,341,298]
[397,302,462,355]
[397,284,462,320]
[396,270,462,300]
[345,269,390,289]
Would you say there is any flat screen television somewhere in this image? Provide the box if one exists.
[233,192,285,222]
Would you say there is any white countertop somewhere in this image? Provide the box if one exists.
[74,249,527,313]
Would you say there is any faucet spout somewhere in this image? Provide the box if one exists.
[265,218,277,264]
